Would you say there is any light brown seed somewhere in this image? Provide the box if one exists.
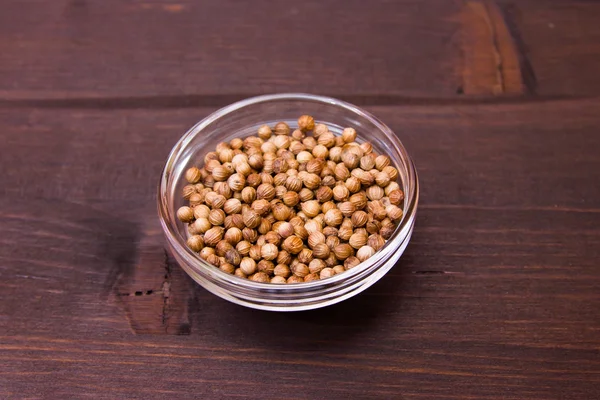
[274,121,291,136]
[272,203,291,221]
[261,243,279,261]
[312,144,329,159]
[193,204,210,219]
[308,231,326,249]
[375,155,391,171]
[309,259,326,274]
[282,191,300,207]
[273,264,291,278]
[215,240,233,257]
[344,256,361,269]
[282,236,304,254]
[318,132,336,148]
[256,183,275,201]
[337,201,356,218]
[368,234,386,251]
[382,165,398,180]
[300,200,320,218]
[270,276,287,284]
[224,227,243,245]
[291,263,310,277]
[208,209,226,226]
[277,221,295,239]
[342,127,357,143]
[187,235,204,252]
[297,115,315,132]
[345,177,362,193]
[236,240,252,256]
[177,206,194,222]
[223,198,242,215]
[389,190,404,206]
[193,218,211,234]
[298,188,314,202]
[366,185,385,201]
[349,232,368,249]
[333,265,345,274]
[250,272,270,283]
[349,192,368,209]
[386,205,403,221]
[320,267,335,279]
[185,167,202,183]
[313,123,329,138]
[332,185,350,201]
[351,210,368,227]
[333,243,354,260]
[312,243,330,259]
[356,246,375,262]
[204,227,224,247]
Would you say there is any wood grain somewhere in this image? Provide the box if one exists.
[1,98,599,398]
[497,0,600,96]
[461,0,524,95]
[0,0,462,100]
[2,0,600,398]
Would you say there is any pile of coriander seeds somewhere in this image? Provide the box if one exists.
[176,115,404,284]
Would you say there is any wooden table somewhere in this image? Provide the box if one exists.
[2,1,599,398]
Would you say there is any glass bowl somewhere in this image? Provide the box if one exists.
[158,93,418,311]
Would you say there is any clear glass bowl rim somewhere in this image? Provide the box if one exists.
[157,93,419,295]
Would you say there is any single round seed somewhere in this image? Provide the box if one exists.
[204,227,224,247]
[356,246,376,262]
[382,165,398,180]
[240,257,257,275]
[298,115,315,132]
[261,243,279,261]
[193,204,210,219]
[313,123,329,137]
[332,185,350,201]
[388,190,404,206]
[342,128,357,143]
[223,198,242,215]
[257,260,275,275]
[291,263,310,278]
[301,200,320,218]
[333,265,345,274]
[312,243,330,259]
[224,227,243,245]
[320,267,335,279]
[215,240,233,257]
[308,259,326,274]
[282,236,304,254]
[250,272,270,283]
[344,256,361,269]
[368,234,386,251]
[274,121,291,136]
[187,235,204,252]
[177,206,194,222]
[185,167,202,183]
[208,209,226,226]
[242,209,262,229]
[274,264,291,278]
[366,185,385,201]
[333,243,354,260]
[375,155,391,170]
[270,276,287,284]
[351,210,368,227]
[308,231,326,249]
[323,209,344,227]
[349,232,368,249]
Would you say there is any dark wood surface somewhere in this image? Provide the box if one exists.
[2,1,600,399]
